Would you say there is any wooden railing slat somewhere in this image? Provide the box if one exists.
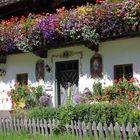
[0,117,139,139]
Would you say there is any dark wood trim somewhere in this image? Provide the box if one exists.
[114,64,133,80]
[0,0,23,8]
[102,31,140,42]
[16,73,28,85]
[0,31,140,56]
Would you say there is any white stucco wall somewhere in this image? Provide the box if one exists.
[100,37,140,79]
[0,36,140,108]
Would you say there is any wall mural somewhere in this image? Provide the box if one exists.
[35,60,45,82]
[90,52,103,78]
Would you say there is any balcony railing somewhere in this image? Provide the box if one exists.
[0,0,22,8]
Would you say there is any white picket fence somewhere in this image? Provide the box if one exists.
[0,118,139,139]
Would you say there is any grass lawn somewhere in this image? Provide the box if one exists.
[0,132,126,140]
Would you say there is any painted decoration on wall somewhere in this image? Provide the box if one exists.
[35,60,45,81]
[90,53,103,78]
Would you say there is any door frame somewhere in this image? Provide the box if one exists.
[54,59,80,106]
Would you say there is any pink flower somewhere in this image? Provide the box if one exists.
[98,95,102,99]
[106,94,110,98]
[117,97,121,101]
[103,82,106,85]
[118,88,122,93]
[7,93,11,97]
[14,83,17,87]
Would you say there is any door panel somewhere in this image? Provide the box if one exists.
[56,60,79,105]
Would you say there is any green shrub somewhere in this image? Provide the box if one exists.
[27,103,139,125]
[27,106,57,120]
[93,81,102,96]
[25,85,44,108]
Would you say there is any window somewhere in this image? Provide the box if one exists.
[16,73,28,85]
[114,64,133,80]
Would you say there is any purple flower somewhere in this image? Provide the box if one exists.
[0,32,15,52]
[37,15,58,43]
[73,94,85,103]
[39,95,50,106]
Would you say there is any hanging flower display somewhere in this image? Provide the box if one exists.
[0,0,139,53]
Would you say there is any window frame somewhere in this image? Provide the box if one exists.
[16,73,28,85]
[114,64,133,80]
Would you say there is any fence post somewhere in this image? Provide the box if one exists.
[92,122,98,138]
[103,123,109,138]
[5,118,10,132]
[24,118,28,132]
[126,122,133,138]
[32,119,36,134]
[82,121,88,137]
[78,120,82,137]
[109,123,114,140]
[134,123,139,137]
[16,119,21,132]
[40,119,44,135]
[121,123,127,140]
[114,123,121,139]
[2,118,6,132]
[71,120,75,135]
[97,122,104,138]
[88,122,92,136]
[43,119,49,135]
[28,119,32,133]
[74,121,78,136]
[0,118,2,132]
[48,119,53,134]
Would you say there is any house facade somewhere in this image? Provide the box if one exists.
[0,36,140,107]
[0,0,140,109]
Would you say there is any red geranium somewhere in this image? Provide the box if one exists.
[106,94,110,98]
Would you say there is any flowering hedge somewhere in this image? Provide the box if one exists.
[0,0,139,53]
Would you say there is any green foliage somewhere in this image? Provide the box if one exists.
[103,78,137,101]
[0,132,126,140]
[93,78,139,104]
[9,84,48,109]
[56,105,75,124]
[25,85,44,108]
[9,84,31,103]
[93,81,102,96]
[27,106,57,120]
[27,103,140,125]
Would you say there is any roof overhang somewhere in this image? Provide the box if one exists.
[0,0,23,8]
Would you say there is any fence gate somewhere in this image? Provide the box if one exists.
[55,60,79,105]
